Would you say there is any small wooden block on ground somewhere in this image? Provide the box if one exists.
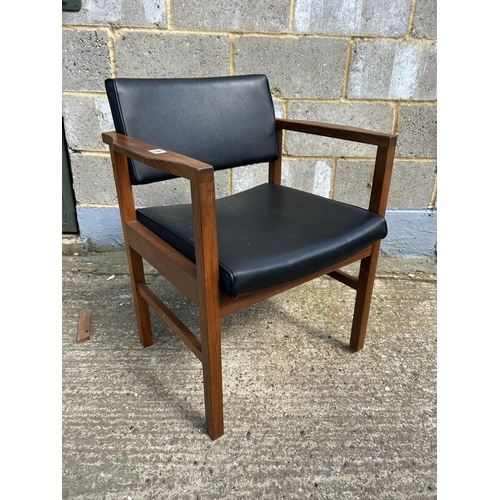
[77,311,91,344]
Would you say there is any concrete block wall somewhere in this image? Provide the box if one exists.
[62,0,437,258]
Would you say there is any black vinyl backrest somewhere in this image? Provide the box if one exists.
[105,75,280,185]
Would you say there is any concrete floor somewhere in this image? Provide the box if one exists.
[62,251,436,499]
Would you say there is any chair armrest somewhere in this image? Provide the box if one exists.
[276,119,397,217]
[103,131,220,292]
[276,118,397,148]
[102,131,214,183]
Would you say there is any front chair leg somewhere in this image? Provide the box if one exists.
[191,176,224,439]
[126,246,154,348]
[350,243,381,352]
[199,305,224,440]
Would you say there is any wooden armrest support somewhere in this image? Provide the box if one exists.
[102,131,214,183]
[276,118,397,148]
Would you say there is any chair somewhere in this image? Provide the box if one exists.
[102,75,397,440]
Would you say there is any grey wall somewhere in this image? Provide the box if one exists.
[62,0,437,258]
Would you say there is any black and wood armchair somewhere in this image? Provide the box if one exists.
[102,75,397,440]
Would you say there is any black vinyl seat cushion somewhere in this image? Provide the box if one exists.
[137,184,387,299]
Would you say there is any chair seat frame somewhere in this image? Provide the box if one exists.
[102,118,397,440]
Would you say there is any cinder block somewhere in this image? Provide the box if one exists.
[334,160,372,208]
[383,209,437,258]
[76,206,124,249]
[62,95,114,152]
[62,30,111,91]
[388,161,436,208]
[294,0,412,36]
[286,102,393,157]
[348,40,437,100]
[334,160,436,209]
[397,105,437,158]
[172,0,290,32]
[412,0,437,39]
[70,152,229,206]
[115,32,230,78]
[70,154,116,205]
[232,161,332,198]
[273,99,284,119]
[282,160,333,198]
[235,37,348,98]
[232,164,268,194]
[135,178,191,207]
[135,169,229,206]
[62,0,167,28]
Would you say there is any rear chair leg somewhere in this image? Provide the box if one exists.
[350,243,381,352]
[126,246,153,348]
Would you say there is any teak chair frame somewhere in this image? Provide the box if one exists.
[102,118,397,440]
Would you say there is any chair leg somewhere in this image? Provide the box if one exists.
[199,304,224,440]
[350,243,381,352]
[126,246,154,348]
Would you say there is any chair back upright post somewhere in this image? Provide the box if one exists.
[268,127,283,185]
